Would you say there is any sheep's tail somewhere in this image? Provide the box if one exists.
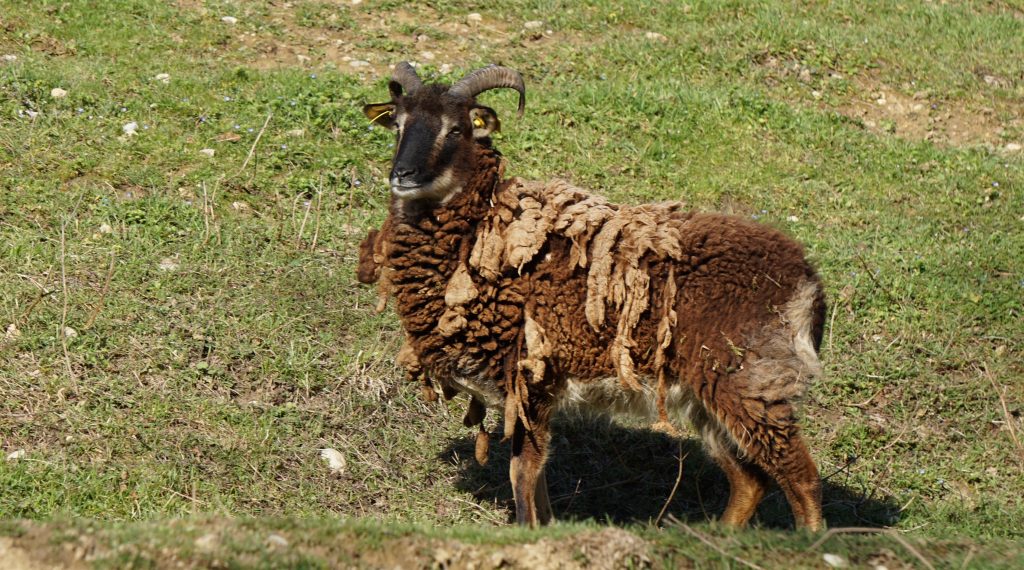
[784,278,826,382]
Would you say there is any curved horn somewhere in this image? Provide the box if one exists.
[449,65,526,117]
[390,61,423,96]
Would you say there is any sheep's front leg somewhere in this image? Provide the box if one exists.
[535,467,553,525]
[509,409,553,527]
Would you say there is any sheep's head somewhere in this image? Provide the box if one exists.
[363,62,525,203]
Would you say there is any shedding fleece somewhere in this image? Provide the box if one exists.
[469,179,687,395]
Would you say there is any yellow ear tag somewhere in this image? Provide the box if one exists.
[473,117,485,128]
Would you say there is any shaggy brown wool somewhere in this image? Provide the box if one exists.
[360,143,827,529]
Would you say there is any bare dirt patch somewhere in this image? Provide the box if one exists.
[175,1,568,80]
[837,76,1024,150]
[366,527,654,570]
[756,55,1024,150]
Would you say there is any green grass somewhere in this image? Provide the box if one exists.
[1,0,1023,566]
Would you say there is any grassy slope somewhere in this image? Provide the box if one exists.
[1,0,1022,567]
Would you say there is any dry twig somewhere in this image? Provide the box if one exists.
[981,365,1024,472]
[236,112,272,176]
[655,443,687,527]
[296,196,312,250]
[665,516,765,570]
[806,527,935,570]
[310,175,324,251]
[84,250,117,329]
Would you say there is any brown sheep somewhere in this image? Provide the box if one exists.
[358,62,827,530]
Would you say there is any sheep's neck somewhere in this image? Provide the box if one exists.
[386,144,509,378]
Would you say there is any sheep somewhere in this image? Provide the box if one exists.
[358,62,828,530]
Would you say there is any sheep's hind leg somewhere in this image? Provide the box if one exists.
[727,400,823,530]
[691,407,770,527]
[509,413,553,527]
[757,432,822,531]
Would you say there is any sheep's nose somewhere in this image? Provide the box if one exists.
[391,165,420,181]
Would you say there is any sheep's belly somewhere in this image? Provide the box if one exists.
[447,374,698,423]
[447,375,505,408]
[561,377,696,422]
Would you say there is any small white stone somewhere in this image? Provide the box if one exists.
[63,326,77,339]
[349,60,370,68]
[221,16,238,24]
[420,51,435,60]
[4,323,19,340]
[25,109,39,119]
[811,90,822,99]
[351,0,362,5]
[467,13,482,22]
[296,54,311,64]
[524,20,543,29]
[199,148,215,157]
[1006,142,1022,152]
[266,534,289,548]
[5,449,26,461]
[823,553,849,568]
[876,97,887,105]
[1,54,16,62]
[122,122,138,136]
[50,87,68,98]
[320,448,346,474]
[159,257,180,272]
[99,223,113,234]
[155,73,170,83]
[286,128,305,137]
[787,215,799,222]
[194,533,219,552]
[439,63,452,74]
[644,31,667,42]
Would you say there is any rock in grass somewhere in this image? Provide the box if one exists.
[194,533,219,552]
[320,448,346,475]
[199,148,215,157]
[221,16,238,24]
[5,449,25,461]
[823,553,849,568]
[266,534,289,548]
[50,87,68,98]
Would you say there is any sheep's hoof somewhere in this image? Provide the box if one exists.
[463,397,486,428]
[420,385,438,403]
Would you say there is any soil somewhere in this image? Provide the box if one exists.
[757,55,1024,150]
[174,1,565,80]
[837,76,1024,149]
[0,523,655,569]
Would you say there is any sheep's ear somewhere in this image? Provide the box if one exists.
[363,102,396,129]
[469,106,500,139]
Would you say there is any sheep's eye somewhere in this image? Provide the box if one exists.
[448,127,461,137]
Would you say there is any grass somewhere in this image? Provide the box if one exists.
[1,0,1022,567]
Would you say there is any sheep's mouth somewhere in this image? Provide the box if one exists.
[390,182,426,198]
[390,173,459,202]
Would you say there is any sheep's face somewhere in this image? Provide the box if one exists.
[364,83,500,203]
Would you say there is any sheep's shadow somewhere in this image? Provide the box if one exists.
[442,413,899,528]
